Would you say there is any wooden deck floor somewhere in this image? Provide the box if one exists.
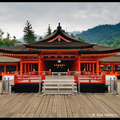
[0,93,119,118]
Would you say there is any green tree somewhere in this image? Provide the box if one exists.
[78,37,85,42]
[45,24,52,36]
[71,34,75,38]
[0,29,4,40]
[23,20,37,43]
[38,36,43,40]
[113,38,120,47]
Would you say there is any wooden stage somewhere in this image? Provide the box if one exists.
[0,93,119,118]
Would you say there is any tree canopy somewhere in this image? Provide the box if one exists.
[0,29,21,48]
[23,20,37,43]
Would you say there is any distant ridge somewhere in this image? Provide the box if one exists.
[75,22,120,44]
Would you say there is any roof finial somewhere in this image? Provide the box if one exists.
[57,22,61,30]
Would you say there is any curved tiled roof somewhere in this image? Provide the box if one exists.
[0,45,40,54]
[24,23,94,49]
[0,23,120,54]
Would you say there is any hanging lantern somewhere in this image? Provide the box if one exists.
[58,59,61,63]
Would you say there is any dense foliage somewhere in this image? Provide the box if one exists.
[75,22,120,47]
[0,29,21,48]
[45,24,52,37]
[23,20,37,43]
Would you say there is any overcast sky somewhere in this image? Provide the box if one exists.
[0,2,120,39]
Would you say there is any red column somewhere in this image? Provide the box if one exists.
[87,64,88,71]
[77,57,81,71]
[111,64,113,74]
[96,58,99,75]
[38,57,41,75]
[4,64,6,74]
[20,58,23,74]
[16,64,18,73]
[24,63,27,74]
[92,63,94,74]
[89,63,91,72]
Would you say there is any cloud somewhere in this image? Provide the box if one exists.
[0,2,120,38]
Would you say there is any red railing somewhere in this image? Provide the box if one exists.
[14,74,45,84]
[74,74,106,84]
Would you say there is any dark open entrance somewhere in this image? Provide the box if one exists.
[44,60,75,72]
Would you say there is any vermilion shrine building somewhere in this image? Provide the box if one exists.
[0,23,120,77]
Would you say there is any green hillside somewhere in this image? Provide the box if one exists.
[75,22,120,47]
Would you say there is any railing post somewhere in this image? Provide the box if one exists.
[114,77,118,95]
[49,69,51,76]
[43,81,45,95]
[72,81,74,95]
[8,78,10,93]
[39,77,41,93]
[33,69,36,75]
[67,69,70,75]
[110,78,112,93]
[78,78,80,93]
[74,72,78,83]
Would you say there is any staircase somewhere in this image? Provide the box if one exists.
[42,74,77,95]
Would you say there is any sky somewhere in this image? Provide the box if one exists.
[0,2,120,39]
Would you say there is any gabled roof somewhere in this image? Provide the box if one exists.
[24,23,94,49]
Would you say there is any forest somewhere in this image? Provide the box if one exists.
[75,22,120,47]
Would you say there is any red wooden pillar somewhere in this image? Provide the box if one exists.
[38,56,41,75]
[16,64,18,73]
[89,63,91,72]
[4,64,6,74]
[87,64,88,71]
[111,64,113,73]
[77,57,81,71]
[96,58,99,75]
[20,58,23,74]
[24,63,27,74]
[92,63,94,74]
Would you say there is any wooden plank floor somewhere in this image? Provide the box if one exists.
[0,93,119,118]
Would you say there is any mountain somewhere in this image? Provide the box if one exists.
[68,31,81,36]
[75,22,120,44]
